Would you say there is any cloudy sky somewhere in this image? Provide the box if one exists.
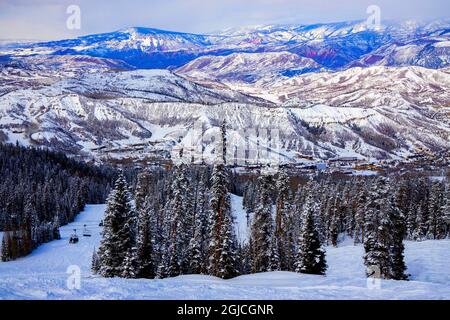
[0,0,449,40]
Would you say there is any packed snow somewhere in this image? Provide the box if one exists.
[0,204,449,300]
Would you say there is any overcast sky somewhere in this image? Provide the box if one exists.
[0,0,449,40]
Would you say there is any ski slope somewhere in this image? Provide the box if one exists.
[0,204,449,300]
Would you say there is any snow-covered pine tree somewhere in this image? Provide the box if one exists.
[328,195,340,247]
[294,192,327,275]
[395,180,410,218]
[413,203,426,241]
[389,203,408,280]
[188,174,210,274]
[221,119,228,165]
[240,242,253,275]
[341,182,355,237]
[242,182,257,225]
[444,183,450,238]
[316,196,329,244]
[121,246,138,279]
[274,169,292,270]
[96,172,135,277]
[216,210,238,279]
[363,177,406,280]
[155,257,168,279]
[152,178,169,279]
[208,163,236,278]
[250,175,275,273]
[269,234,281,271]
[91,249,100,274]
[1,232,10,262]
[286,185,305,271]
[135,196,155,279]
[363,178,392,279]
[427,181,446,239]
[134,170,153,212]
[354,184,367,244]
[188,231,203,274]
[164,165,191,277]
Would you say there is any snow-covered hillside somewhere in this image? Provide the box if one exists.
[1,20,450,163]
[0,204,449,300]
[1,66,449,161]
[273,66,450,108]
[178,61,450,108]
[176,52,322,85]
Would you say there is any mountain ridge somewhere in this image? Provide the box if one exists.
[2,19,450,70]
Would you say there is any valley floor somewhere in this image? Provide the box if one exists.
[0,205,449,300]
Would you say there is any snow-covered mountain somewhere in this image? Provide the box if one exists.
[1,20,450,163]
[2,20,450,70]
[176,52,322,85]
[1,62,449,162]
[0,27,216,69]
[177,58,450,108]
[250,66,450,107]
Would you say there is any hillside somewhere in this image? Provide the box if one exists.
[0,204,448,299]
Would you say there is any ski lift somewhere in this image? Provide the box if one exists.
[83,224,92,237]
[69,229,79,244]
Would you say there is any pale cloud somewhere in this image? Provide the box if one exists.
[0,0,449,40]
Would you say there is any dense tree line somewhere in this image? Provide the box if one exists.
[94,164,449,281]
[0,143,116,261]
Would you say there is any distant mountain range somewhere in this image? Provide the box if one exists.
[0,20,449,163]
[1,20,450,70]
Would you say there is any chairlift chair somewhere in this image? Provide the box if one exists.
[69,229,79,244]
[83,224,92,237]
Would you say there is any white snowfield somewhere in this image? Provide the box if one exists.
[0,204,449,300]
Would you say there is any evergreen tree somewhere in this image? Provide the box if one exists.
[216,212,238,279]
[91,249,100,274]
[221,120,228,165]
[294,193,327,275]
[427,181,446,239]
[328,196,340,247]
[121,247,138,279]
[164,165,191,277]
[354,186,367,244]
[413,203,426,241]
[363,177,407,280]
[208,164,237,278]
[240,242,253,275]
[363,178,392,279]
[444,184,450,238]
[269,234,281,271]
[274,169,292,270]
[406,204,417,240]
[134,170,153,212]
[250,175,275,273]
[389,204,408,280]
[96,172,135,277]
[1,232,10,262]
[188,176,209,274]
[135,196,155,278]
